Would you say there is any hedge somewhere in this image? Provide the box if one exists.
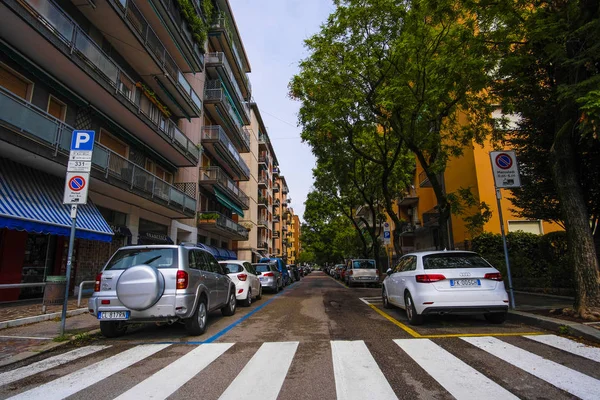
[471,231,573,295]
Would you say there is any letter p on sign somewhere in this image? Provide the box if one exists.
[71,130,95,151]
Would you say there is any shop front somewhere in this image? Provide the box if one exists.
[0,158,113,301]
[137,218,173,245]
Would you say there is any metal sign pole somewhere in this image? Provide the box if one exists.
[60,205,77,335]
[496,189,516,309]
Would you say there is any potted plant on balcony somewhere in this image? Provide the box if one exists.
[197,212,220,224]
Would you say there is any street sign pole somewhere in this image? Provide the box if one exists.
[60,205,77,335]
[496,189,516,309]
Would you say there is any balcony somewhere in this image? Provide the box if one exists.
[399,187,419,206]
[258,153,271,168]
[419,170,432,188]
[205,52,250,113]
[257,241,268,250]
[273,231,280,239]
[282,186,289,194]
[208,13,251,99]
[257,219,269,228]
[258,196,268,208]
[0,87,196,217]
[201,126,250,181]
[273,166,280,176]
[273,215,280,223]
[70,0,202,118]
[272,183,280,193]
[198,167,250,210]
[143,0,205,72]
[258,133,268,145]
[197,211,249,240]
[258,176,269,188]
[204,80,250,152]
[1,0,199,166]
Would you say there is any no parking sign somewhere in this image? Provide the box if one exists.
[490,151,521,188]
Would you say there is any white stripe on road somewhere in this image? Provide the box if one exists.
[394,339,518,400]
[219,341,298,400]
[331,340,397,400]
[462,336,600,400]
[0,335,52,340]
[524,334,600,363]
[0,345,109,386]
[7,344,170,400]
[115,343,232,400]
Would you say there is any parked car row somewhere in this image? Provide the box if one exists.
[89,244,297,338]
[324,259,380,288]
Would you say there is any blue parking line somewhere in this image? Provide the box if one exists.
[145,281,300,346]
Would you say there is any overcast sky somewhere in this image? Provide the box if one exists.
[229,0,334,221]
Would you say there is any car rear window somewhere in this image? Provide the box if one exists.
[423,253,493,270]
[253,264,272,273]
[352,260,376,269]
[222,263,243,274]
[105,248,177,270]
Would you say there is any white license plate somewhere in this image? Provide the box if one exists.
[98,311,129,320]
[450,279,481,287]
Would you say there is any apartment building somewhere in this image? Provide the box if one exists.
[0,0,277,301]
[285,208,300,264]
[273,175,290,261]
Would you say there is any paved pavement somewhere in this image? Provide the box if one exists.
[0,272,598,399]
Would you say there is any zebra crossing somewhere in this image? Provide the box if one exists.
[0,334,598,400]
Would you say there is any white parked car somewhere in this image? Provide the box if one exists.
[219,261,262,307]
[382,251,509,325]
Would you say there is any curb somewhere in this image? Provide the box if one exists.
[508,310,600,344]
[0,328,101,368]
[0,308,89,330]
[513,290,575,301]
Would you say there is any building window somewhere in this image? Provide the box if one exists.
[99,129,128,158]
[47,95,67,121]
[507,220,543,235]
[0,63,33,101]
[155,165,173,184]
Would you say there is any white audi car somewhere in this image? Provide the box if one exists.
[219,261,262,307]
[382,251,509,325]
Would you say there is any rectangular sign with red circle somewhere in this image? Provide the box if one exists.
[63,172,90,204]
[490,150,521,188]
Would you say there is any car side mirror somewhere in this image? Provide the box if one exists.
[386,268,393,276]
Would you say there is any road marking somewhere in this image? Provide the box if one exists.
[0,345,109,386]
[219,341,298,400]
[0,335,52,340]
[7,344,170,400]
[366,303,422,337]
[462,336,600,400]
[115,343,233,400]
[331,340,397,400]
[524,334,600,362]
[394,339,518,400]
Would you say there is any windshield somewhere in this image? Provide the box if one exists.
[222,263,243,274]
[423,253,493,270]
[253,264,272,273]
[352,260,376,269]
[105,248,177,270]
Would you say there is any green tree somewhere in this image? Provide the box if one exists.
[290,0,496,249]
[481,0,600,317]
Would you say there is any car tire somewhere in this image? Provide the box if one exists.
[382,287,391,309]
[185,297,208,336]
[221,288,237,316]
[256,286,262,300]
[242,288,252,307]
[405,292,424,325]
[484,312,507,324]
[100,321,127,338]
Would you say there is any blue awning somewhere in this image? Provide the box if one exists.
[198,244,219,258]
[0,158,113,242]
[214,188,244,217]
[227,249,237,260]
[216,247,230,259]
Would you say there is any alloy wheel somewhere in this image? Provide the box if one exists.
[405,295,413,320]
[198,302,207,330]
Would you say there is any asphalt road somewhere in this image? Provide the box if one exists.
[0,271,599,400]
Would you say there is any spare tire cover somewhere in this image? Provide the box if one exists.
[116,265,165,311]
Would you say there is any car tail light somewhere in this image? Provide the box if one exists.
[237,273,248,281]
[416,274,446,283]
[94,273,102,292]
[484,273,503,281]
[101,300,110,305]
[264,272,275,277]
[176,270,188,289]
[376,269,380,276]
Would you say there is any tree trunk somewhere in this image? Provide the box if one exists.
[551,122,600,316]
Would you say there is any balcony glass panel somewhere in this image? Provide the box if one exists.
[199,167,250,208]
[25,0,73,42]
[74,33,119,84]
[201,126,250,178]
[205,52,246,103]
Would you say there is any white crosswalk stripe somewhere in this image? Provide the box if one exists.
[219,341,299,400]
[6,344,170,400]
[0,335,598,400]
[395,338,518,400]
[462,336,600,400]
[331,340,397,400]
[0,345,110,386]
[115,343,233,400]
[524,334,600,362]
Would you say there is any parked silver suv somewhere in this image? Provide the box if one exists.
[89,244,237,338]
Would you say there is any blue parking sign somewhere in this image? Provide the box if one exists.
[70,130,95,151]
[383,231,390,239]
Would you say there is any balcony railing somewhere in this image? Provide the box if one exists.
[258,219,269,227]
[204,80,250,150]
[197,211,249,240]
[211,14,251,93]
[258,196,268,206]
[18,0,199,162]
[258,176,269,186]
[111,0,202,112]
[205,52,248,104]
[257,241,268,250]
[201,125,250,178]
[198,167,250,209]
[273,166,280,176]
[0,87,196,215]
[258,133,268,144]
